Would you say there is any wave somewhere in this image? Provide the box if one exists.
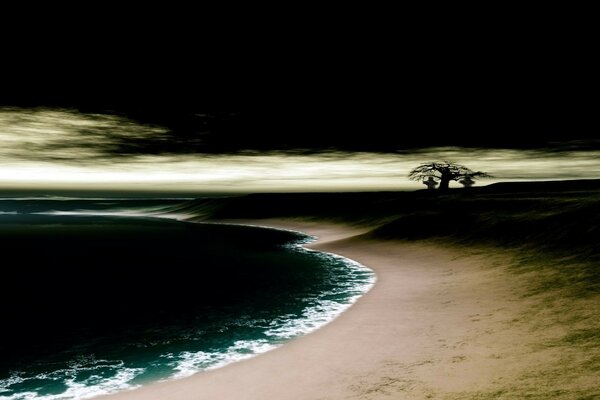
[0,358,144,400]
[0,199,375,400]
[0,198,219,220]
[167,340,278,379]
[161,236,376,384]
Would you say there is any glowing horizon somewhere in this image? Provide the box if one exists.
[1,108,599,193]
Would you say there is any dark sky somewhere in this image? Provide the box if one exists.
[2,12,597,154]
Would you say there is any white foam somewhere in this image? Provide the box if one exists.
[165,235,376,381]
[264,248,376,340]
[0,359,144,400]
[169,340,277,379]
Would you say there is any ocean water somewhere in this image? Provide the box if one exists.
[0,198,375,400]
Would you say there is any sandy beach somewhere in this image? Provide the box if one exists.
[100,219,598,400]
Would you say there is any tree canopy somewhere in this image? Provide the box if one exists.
[408,161,491,190]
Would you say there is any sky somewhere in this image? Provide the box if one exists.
[0,107,598,194]
[1,16,597,194]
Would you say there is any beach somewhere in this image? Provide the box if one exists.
[97,218,598,399]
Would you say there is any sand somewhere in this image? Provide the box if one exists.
[100,219,599,400]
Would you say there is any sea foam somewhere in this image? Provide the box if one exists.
[0,359,144,400]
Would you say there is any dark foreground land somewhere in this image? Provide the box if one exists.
[198,179,600,281]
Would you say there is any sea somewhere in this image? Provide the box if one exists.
[0,197,375,400]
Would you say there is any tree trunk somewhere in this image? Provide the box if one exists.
[438,176,450,190]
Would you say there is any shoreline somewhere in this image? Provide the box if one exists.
[99,219,379,400]
[100,219,597,399]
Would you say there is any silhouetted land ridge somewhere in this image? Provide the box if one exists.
[200,179,600,294]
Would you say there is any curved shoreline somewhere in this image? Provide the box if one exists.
[92,220,376,399]
[99,219,549,399]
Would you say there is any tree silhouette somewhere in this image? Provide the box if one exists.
[408,161,491,190]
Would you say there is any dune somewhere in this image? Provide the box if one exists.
[98,218,599,399]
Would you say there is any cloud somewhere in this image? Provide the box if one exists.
[0,108,171,163]
[1,106,600,195]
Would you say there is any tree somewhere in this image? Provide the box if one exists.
[408,161,491,190]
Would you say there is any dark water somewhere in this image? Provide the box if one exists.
[0,199,374,399]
